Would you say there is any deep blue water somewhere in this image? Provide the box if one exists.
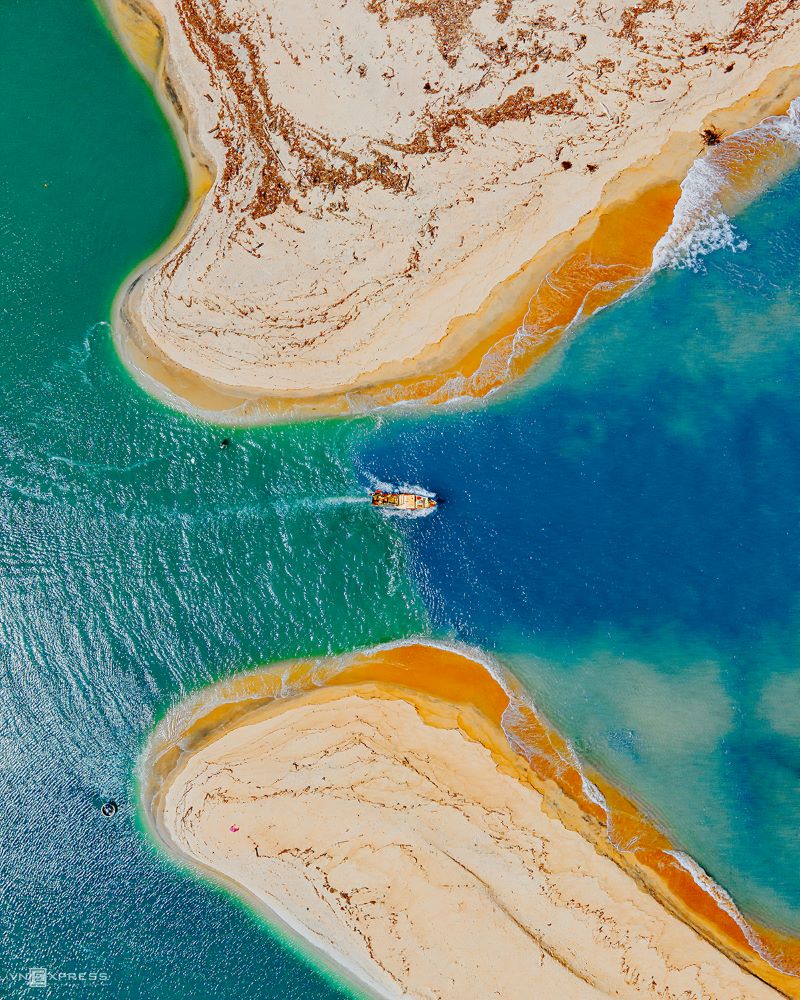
[361,164,800,933]
[3,0,800,995]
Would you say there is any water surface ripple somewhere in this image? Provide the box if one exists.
[3,1,800,996]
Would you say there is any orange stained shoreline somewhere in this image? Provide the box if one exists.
[113,173,683,423]
[106,0,800,424]
[107,0,162,74]
[354,182,680,409]
[144,642,800,997]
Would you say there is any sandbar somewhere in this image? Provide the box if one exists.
[107,0,800,421]
[141,643,800,998]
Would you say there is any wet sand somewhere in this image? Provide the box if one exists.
[141,643,800,998]
[105,0,800,423]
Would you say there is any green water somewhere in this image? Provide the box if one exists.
[0,1,423,995]
[5,0,800,994]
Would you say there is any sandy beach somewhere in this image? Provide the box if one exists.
[142,644,800,998]
[107,0,800,421]
[111,3,800,991]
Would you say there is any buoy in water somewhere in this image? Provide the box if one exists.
[100,800,118,818]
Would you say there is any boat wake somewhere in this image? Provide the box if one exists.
[318,496,371,506]
[368,479,439,517]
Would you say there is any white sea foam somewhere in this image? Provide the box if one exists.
[345,103,800,415]
[365,479,439,517]
[500,689,620,828]
[317,496,371,506]
[653,98,800,272]
[652,156,749,271]
[142,636,796,979]
[496,666,795,975]
[666,850,793,974]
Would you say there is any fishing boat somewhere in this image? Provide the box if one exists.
[371,489,437,511]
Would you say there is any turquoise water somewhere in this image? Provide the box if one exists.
[0,2,421,996]
[362,161,800,936]
[3,0,800,994]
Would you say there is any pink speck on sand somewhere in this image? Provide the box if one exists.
[230,824,239,832]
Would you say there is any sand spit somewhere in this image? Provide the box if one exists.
[141,644,800,998]
[107,0,800,422]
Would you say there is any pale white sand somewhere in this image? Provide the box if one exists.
[149,681,786,999]
[110,0,800,414]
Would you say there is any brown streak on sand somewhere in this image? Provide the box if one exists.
[141,644,800,998]
[439,846,604,992]
[109,0,163,73]
[104,0,800,423]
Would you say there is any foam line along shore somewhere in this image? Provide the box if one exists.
[103,0,800,424]
[140,642,800,998]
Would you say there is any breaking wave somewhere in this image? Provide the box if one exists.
[144,634,795,978]
[667,851,795,975]
[348,103,800,413]
[653,98,800,271]
[139,635,800,980]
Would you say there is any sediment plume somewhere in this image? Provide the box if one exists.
[141,643,800,998]
[107,0,800,421]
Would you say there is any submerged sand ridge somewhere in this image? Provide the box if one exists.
[142,645,800,999]
[110,0,800,418]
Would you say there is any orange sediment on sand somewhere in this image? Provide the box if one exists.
[106,0,800,423]
[111,167,683,423]
[350,182,681,409]
[353,87,800,410]
[113,84,799,422]
[107,0,163,78]
[142,642,800,996]
[111,159,684,423]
